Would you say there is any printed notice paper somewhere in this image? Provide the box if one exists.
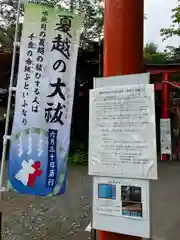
[160,118,171,155]
[89,84,157,179]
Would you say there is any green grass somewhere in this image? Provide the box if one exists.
[68,143,88,165]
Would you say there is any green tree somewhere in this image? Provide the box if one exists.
[0,0,24,49]
[144,42,158,55]
[0,0,104,50]
[164,46,180,61]
[161,1,180,60]
[161,2,180,39]
[144,42,168,64]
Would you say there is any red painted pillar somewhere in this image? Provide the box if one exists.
[103,0,144,76]
[98,0,144,240]
[161,72,170,161]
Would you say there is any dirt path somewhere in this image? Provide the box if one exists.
[2,166,91,240]
[2,162,180,240]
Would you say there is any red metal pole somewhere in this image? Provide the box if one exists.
[161,72,170,161]
[99,0,144,240]
[98,232,141,240]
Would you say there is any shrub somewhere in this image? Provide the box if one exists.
[69,142,88,165]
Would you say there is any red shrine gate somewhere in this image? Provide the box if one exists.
[146,63,180,161]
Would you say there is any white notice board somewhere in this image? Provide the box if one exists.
[93,176,150,238]
[94,73,150,88]
[89,84,157,179]
[160,118,171,154]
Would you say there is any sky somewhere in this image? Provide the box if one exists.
[144,0,179,51]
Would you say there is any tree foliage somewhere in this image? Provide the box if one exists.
[0,0,104,50]
[144,42,158,55]
[161,1,180,39]
[144,42,168,64]
[0,0,23,48]
[59,0,104,46]
[161,1,180,60]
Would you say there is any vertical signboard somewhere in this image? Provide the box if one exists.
[93,176,150,238]
[160,118,171,155]
[89,74,153,238]
[8,3,83,196]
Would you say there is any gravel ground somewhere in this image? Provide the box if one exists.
[2,162,180,240]
[1,166,91,240]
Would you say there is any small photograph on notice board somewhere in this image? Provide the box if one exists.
[98,184,116,200]
[121,186,142,218]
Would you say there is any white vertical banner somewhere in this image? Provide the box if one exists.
[160,118,171,155]
[8,3,83,196]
